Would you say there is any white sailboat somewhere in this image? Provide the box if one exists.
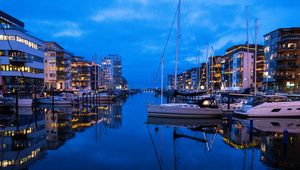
[147,0,223,118]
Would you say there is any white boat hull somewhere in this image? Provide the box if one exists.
[234,101,300,118]
[147,105,223,118]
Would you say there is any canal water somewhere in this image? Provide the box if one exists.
[1,93,300,169]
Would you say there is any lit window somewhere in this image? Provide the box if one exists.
[288,43,296,49]
[264,46,270,53]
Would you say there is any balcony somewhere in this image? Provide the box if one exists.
[57,70,70,75]
[278,47,300,52]
[280,34,300,41]
[274,75,296,81]
[9,56,32,63]
[57,75,71,80]
[276,55,298,61]
[276,65,300,70]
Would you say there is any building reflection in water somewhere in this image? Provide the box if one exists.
[220,119,260,149]
[222,118,300,169]
[0,99,124,169]
[44,101,123,149]
[146,117,222,170]
[147,116,300,170]
[255,118,300,169]
[45,107,74,150]
[0,107,46,169]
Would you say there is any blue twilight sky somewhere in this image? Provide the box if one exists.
[1,0,300,88]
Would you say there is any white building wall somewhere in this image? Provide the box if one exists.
[242,52,254,89]
[0,30,44,82]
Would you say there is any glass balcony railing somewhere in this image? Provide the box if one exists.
[9,56,32,63]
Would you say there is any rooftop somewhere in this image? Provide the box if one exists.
[0,10,24,28]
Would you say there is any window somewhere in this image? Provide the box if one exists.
[288,43,296,49]
[265,35,270,41]
[264,46,270,52]
[271,108,281,112]
[9,36,15,41]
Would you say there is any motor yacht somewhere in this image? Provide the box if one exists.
[234,95,300,118]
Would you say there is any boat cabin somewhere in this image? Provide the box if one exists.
[245,95,291,107]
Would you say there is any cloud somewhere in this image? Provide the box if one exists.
[27,20,84,38]
[212,32,245,51]
[52,21,83,37]
[117,0,149,6]
[142,44,161,53]
[54,29,83,37]
[189,0,245,6]
[185,56,198,63]
[91,8,152,22]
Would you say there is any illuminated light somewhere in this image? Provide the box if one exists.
[203,100,211,106]
[261,144,266,153]
[264,46,270,52]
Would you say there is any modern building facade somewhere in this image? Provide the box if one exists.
[222,44,264,91]
[71,56,102,91]
[102,54,126,90]
[90,62,101,91]
[208,55,223,91]
[71,56,91,90]
[167,64,206,91]
[264,27,300,93]
[0,10,44,96]
[44,42,72,91]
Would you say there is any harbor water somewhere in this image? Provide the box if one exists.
[0,93,299,170]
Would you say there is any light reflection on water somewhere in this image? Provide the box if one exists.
[0,94,299,170]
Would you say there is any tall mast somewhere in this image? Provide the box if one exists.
[254,19,258,95]
[94,54,97,91]
[161,55,164,104]
[205,45,209,91]
[174,0,181,90]
[211,46,215,93]
[246,4,250,88]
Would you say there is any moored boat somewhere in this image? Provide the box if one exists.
[147,101,223,118]
[234,95,300,118]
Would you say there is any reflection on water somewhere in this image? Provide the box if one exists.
[0,100,123,169]
[1,94,300,169]
[0,107,46,169]
[147,116,300,170]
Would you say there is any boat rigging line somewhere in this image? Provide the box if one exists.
[149,1,179,104]
[146,125,163,170]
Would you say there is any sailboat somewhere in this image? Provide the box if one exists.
[147,0,223,118]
